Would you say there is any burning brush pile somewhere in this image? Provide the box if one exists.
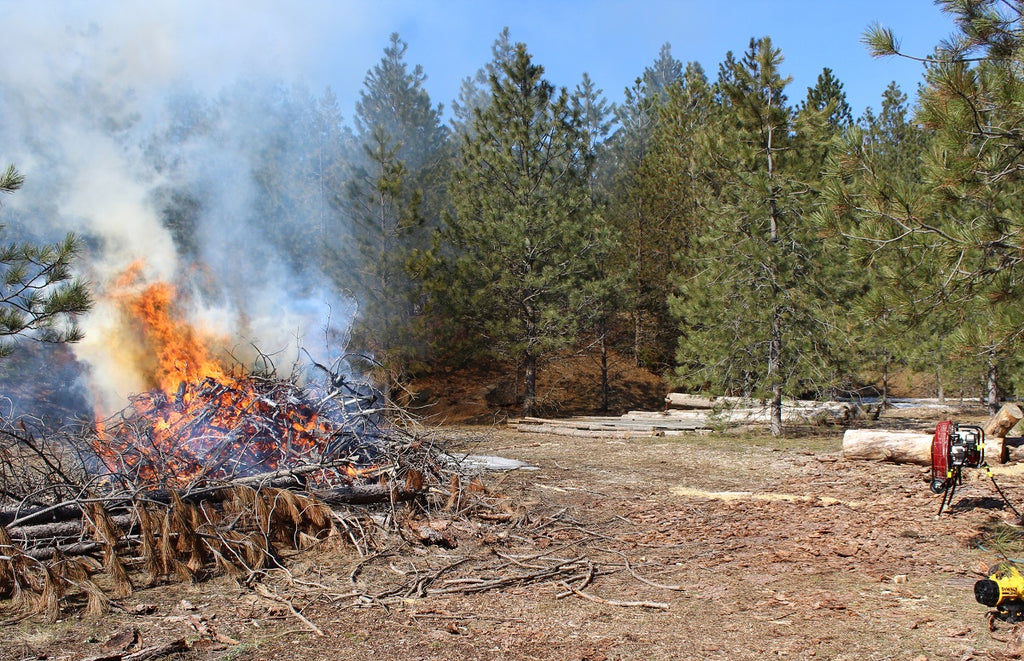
[0,274,457,619]
[94,366,391,489]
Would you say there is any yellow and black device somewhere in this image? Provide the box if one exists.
[975,562,1024,621]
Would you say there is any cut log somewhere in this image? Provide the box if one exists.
[662,393,856,425]
[984,403,1023,438]
[664,393,719,409]
[843,427,1006,465]
[663,393,757,409]
[518,422,666,439]
[842,429,933,465]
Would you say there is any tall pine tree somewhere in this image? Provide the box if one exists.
[442,42,603,416]
[342,33,449,393]
[859,2,1024,410]
[573,72,621,411]
[604,44,685,367]
[670,37,833,435]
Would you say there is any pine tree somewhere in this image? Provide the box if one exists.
[312,87,350,243]
[450,28,515,138]
[800,67,853,130]
[603,45,685,367]
[644,43,684,101]
[859,2,1024,410]
[648,61,714,268]
[670,37,831,436]
[0,165,92,356]
[342,33,450,393]
[573,73,621,411]
[442,42,602,416]
[789,68,860,401]
[822,83,935,407]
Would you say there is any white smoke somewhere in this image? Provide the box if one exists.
[0,1,360,413]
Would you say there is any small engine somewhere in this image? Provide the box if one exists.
[931,420,985,495]
[976,562,1024,621]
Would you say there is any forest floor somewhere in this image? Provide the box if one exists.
[6,410,1024,661]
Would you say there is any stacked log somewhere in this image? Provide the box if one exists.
[517,416,672,439]
[517,400,856,439]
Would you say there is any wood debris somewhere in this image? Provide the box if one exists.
[0,363,457,618]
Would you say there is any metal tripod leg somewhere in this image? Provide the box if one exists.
[938,474,959,517]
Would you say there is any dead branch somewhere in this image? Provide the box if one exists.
[558,580,670,610]
[253,582,324,636]
[80,637,191,661]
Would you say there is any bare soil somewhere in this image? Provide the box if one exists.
[6,416,1024,661]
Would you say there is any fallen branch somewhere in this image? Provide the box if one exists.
[80,638,191,661]
[254,582,324,636]
[558,580,669,610]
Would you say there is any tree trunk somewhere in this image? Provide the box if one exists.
[599,327,610,413]
[987,352,1000,416]
[632,307,643,368]
[523,353,537,417]
[881,353,890,411]
[768,307,783,437]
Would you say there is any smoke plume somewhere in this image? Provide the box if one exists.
[0,2,357,415]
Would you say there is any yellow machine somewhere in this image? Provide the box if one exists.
[975,562,1024,621]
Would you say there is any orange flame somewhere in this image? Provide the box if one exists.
[112,261,229,394]
[91,262,377,489]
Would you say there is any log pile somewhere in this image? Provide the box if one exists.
[0,365,458,619]
[665,392,857,420]
[518,396,858,438]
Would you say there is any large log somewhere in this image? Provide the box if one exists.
[518,422,666,439]
[984,403,1023,438]
[843,427,1006,465]
[842,429,933,465]
[664,393,719,409]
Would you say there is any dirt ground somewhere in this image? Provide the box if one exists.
[6,416,1024,661]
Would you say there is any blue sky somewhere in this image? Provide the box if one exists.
[306,0,957,119]
[4,1,956,122]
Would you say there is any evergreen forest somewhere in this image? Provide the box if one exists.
[5,3,1024,435]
